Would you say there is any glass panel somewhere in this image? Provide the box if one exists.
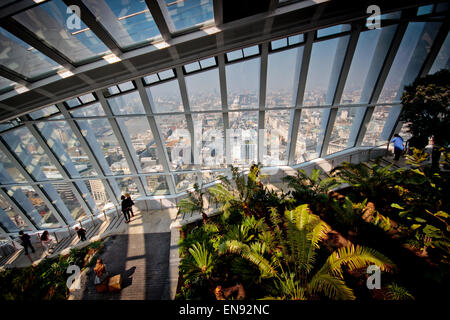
[66,98,81,108]
[158,69,175,80]
[76,118,128,175]
[295,108,325,163]
[263,110,290,166]
[271,38,288,50]
[199,57,216,68]
[108,91,145,114]
[107,86,120,96]
[44,182,86,221]
[378,22,442,103]
[118,81,135,92]
[0,122,14,132]
[29,105,59,120]
[327,107,357,155]
[146,79,184,113]
[417,5,433,16]
[185,68,221,111]
[116,117,164,172]
[243,45,259,57]
[174,172,196,193]
[192,113,225,169]
[70,103,105,117]
[341,25,397,104]
[35,121,98,178]
[288,34,303,45]
[0,194,31,232]
[79,93,96,104]
[116,177,140,197]
[155,114,193,170]
[7,185,60,229]
[145,175,169,195]
[143,74,159,84]
[82,0,161,49]
[304,36,349,106]
[164,0,214,32]
[84,179,113,213]
[429,32,450,74]
[362,106,392,146]
[226,57,260,109]
[266,47,303,108]
[201,171,223,185]
[0,76,16,92]
[2,127,63,180]
[0,27,62,79]
[317,24,351,38]
[0,148,26,184]
[226,50,243,61]
[13,0,110,64]
[185,61,201,73]
[228,111,258,166]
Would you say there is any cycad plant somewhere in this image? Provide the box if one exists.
[282,168,340,208]
[177,183,209,224]
[330,160,395,202]
[219,204,395,300]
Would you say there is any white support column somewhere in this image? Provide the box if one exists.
[258,43,269,164]
[0,187,38,232]
[0,138,67,228]
[287,30,315,165]
[135,80,176,195]
[23,120,93,220]
[217,54,230,168]
[56,103,120,207]
[97,91,147,197]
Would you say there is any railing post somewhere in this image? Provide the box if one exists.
[103,210,107,221]
[11,240,16,250]
[67,226,72,237]
[53,232,59,243]
[160,199,163,210]
[91,215,95,226]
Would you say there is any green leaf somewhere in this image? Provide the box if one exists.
[411,224,421,230]
[414,217,427,223]
[435,211,449,218]
[391,203,404,210]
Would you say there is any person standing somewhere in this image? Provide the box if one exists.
[40,230,55,254]
[125,193,135,218]
[391,134,404,161]
[18,231,35,255]
[121,195,130,223]
[75,226,87,241]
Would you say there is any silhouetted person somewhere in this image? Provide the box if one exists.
[125,193,135,218]
[75,226,87,241]
[391,134,404,161]
[19,231,35,255]
[121,195,130,223]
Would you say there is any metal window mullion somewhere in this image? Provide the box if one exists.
[419,20,449,78]
[319,24,361,157]
[135,80,176,195]
[218,54,230,168]
[62,0,122,56]
[175,66,202,183]
[0,225,12,240]
[0,66,30,86]
[56,103,120,207]
[0,187,38,232]
[353,21,409,147]
[0,17,75,70]
[258,43,269,164]
[287,31,314,165]
[96,91,147,197]
[0,139,67,228]
[213,0,223,26]
[22,120,93,219]
[149,0,175,37]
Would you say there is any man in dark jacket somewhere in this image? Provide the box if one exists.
[19,230,35,255]
[75,226,87,241]
[121,195,131,223]
[125,193,135,218]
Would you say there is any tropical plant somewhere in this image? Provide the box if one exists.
[400,69,450,171]
[404,147,430,168]
[385,283,415,300]
[219,204,395,300]
[177,183,209,224]
[330,160,396,202]
[282,168,339,207]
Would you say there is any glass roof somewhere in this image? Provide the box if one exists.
[0,6,447,233]
[12,0,111,64]
[0,27,62,80]
[81,0,162,49]
[164,0,214,32]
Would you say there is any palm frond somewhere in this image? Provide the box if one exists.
[309,273,356,300]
